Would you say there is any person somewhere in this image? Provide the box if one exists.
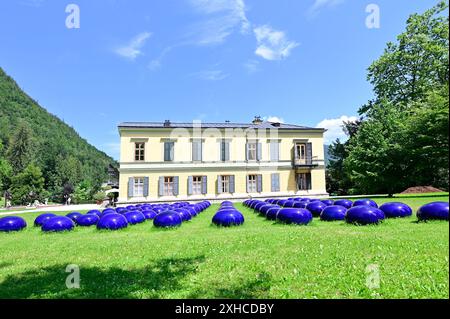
[5,190,12,209]
[67,196,72,206]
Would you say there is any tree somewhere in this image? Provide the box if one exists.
[6,122,35,174]
[401,85,449,189]
[335,1,449,196]
[362,0,449,112]
[10,164,45,205]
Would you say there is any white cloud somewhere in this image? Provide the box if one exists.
[253,25,299,61]
[115,32,152,60]
[243,60,260,74]
[188,0,250,45]
[264,116,285,123]
[192,70,230,81]
[316,115,358,144]
[308,0,344,17]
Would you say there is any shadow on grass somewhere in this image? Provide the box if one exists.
[187,272,272,299]
[0,256,205,299]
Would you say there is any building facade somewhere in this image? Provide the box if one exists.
[118,119,327,203]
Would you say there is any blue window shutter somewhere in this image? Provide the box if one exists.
[158,177,164,196]
[257,175,263,192]
[306,143,313,165]
[229,175,235,193]
[202,176,207,194]
[306,173,312,190]
[170,142,175,161]
[128,178,134,197]
[143,177,149,197]
[271,173,280,192]
[217,176,223,194]
[245,143,248,161]
[225,142,230,161]
[257,143,262,161]
[220,141,225,161]
[173,176,179,195]
[164,143,169,161]
[246,175,250,193]
[270,142,279,162]
[187,176,193,195]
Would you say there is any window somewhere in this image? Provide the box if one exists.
[295,143,306,164]
[164,177,174,196]
[164,142,174,162]
[220,176,230,193]
[270,141,279,162]
[247,143,257,161]
[297,173,311,190]
[220,140,230,161]
[192,176,202,195]
[133,177,144,197]
[192,140,202,162]
[135,143,145,161]
[247,175,257,193]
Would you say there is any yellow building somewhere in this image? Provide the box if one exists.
[118,118,327,203]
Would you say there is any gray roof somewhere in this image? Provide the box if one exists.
[118,121,325,131]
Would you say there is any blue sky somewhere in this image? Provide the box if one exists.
[0,0,437,159]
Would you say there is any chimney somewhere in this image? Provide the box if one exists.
[252,116,263,124]
[164,120,171,127]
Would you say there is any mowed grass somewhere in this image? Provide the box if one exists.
[0,195,448,299]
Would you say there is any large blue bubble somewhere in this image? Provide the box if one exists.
[306,201,327,217]
[142,209,157,220]
[124,211,146,225]
[277,208,313,225]
[0,216,27,232]
[334,200,353,209]
[417,202,449,221]
[379,202,412,218]
[353,199,378,208]
[87,210,102,217]
[153,211,183,228]
[265,207,281,220]
[42,216,75,232]
[66,212,83,222]
[97,213,128,230]
[34,213,56,227]
[321,199,334,206]
[320,205,347,221]
[76,214,100,227]
[212,210,245,227]
[345,205,384,225]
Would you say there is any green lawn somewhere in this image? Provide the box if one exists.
[0,195,448,299]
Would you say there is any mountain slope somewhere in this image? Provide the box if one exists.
[0,67,115,189]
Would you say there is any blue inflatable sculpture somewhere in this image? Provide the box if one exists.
[379,202,412,218]
[124,211,146,225]
[42,216,75,232]
[142,209,157,220]
[306,201,327,217]
[87,210,102,217]
[212,210,245,227]
[417,202,449,221]
[153,211,183,228]
[320,205,347,221]
[353,199,378,208]
[334,199,353,209]
[265,207,281,220]
[34,213,56,227]
[76,214,100,227]
[66,212,83,222]
[321,199,334,206]
[345,206,384,225]
[0,216,27,232]
[277,208,313,225]
[97,213,128,230]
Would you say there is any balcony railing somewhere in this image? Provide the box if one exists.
[293,156,321,167]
